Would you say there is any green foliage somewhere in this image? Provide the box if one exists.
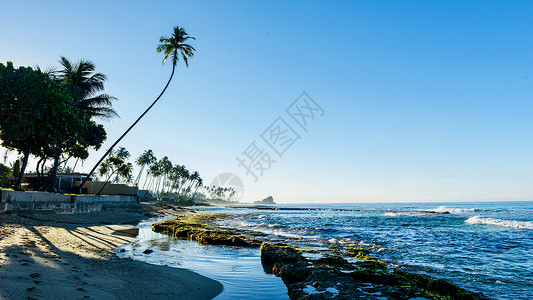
[159,193,194,206]
[157,26,196,67]
[96,147,132,194]
[0,163,12,187]
[0,60,111,190]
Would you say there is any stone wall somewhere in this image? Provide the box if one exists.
[0,190,139,214]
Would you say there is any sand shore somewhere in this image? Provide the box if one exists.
[0,203,223,300]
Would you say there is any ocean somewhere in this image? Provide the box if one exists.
[117,201,532,299]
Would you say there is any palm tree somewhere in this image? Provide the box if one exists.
[186,171,200,196]
[158,156,173,194]
[135,150,156,186]
[150,161,163,195]
[191,176,203,201]
[78,25,195,191]
[57,57,118,120]
[96,147,132,195]
[177,167,190,195]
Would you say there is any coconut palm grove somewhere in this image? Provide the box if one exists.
[0,25,237,204]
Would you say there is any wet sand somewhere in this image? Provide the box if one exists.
[0,203,223,300]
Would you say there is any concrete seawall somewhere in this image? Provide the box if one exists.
[0,190,139,214]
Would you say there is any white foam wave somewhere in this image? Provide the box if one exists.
[384,211,412,217]
[465,216,533,230]
[432,206,476,214]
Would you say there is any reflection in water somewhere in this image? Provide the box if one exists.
[116,217,288,300]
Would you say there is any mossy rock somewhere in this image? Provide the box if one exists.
[346,247,371,259]
[272,262,311,284]
[328,245,343,254]
[152,215,263,248]
[313,254,355,270]
[393,270,480,300]
[355,259,387,272]
[261,243,306,267]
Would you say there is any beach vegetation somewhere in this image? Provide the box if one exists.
[0,163,11,187]
[0,61,111,191]
[134,149,156,186]
[136,150,205,204]
[96,147,133,194]
[56,57,118,120]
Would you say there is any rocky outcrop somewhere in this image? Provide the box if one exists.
[254,196,275,205]
[152,214,263,247]
[260,243,484,300]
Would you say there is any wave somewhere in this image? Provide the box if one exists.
[384,211,413,217]
[431,206,477,214]
[465,216,533,230]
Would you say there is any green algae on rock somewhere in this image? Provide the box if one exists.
[152,214,263,247]
[261,242,484,300]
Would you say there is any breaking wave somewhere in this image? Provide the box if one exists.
[431,206,477,214]
[465,216,533,230]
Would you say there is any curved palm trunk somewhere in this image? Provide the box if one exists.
[191,185,200,201]
[96,172,115,195]
[142,174,151,190]
[134,165,145,186]
[78,65,176,192]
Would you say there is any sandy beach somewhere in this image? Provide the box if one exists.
[0,203,223,300]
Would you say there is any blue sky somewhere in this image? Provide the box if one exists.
[1,1,533,203]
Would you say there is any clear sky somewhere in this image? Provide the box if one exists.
[2,1,533,203]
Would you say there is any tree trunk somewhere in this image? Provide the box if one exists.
[13,149,30,190]
[46,149,61,192]
[134,165,145,186]
[72,158,80,172]
[35,157,47,187]
[191,185,200,201]
[96,172,115,195]
[78,64,176,192]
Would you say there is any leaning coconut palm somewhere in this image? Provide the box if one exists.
[147,161,162,195]
[159,156,173,194]
[178,167,190,195]
[57,57,118,120]
[186,171,200,196]
[96,147,132,195]
[191,176,203,201]
[135,149,156,186]
[78,25,195,191]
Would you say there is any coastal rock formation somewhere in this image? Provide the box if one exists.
[260,243,483,300]
[254,196,275,205]
[152,214,263,247]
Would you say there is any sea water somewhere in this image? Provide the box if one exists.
[118,201,532,299]
[205,201,533,300]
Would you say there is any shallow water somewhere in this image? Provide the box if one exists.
[116,217,288,299]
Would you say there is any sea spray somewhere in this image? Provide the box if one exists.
[465,216,533,230]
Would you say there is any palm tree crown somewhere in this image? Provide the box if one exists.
[58,56,118,120]
[156,26,196,67]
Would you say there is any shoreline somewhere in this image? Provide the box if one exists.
[0,202,223,300]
